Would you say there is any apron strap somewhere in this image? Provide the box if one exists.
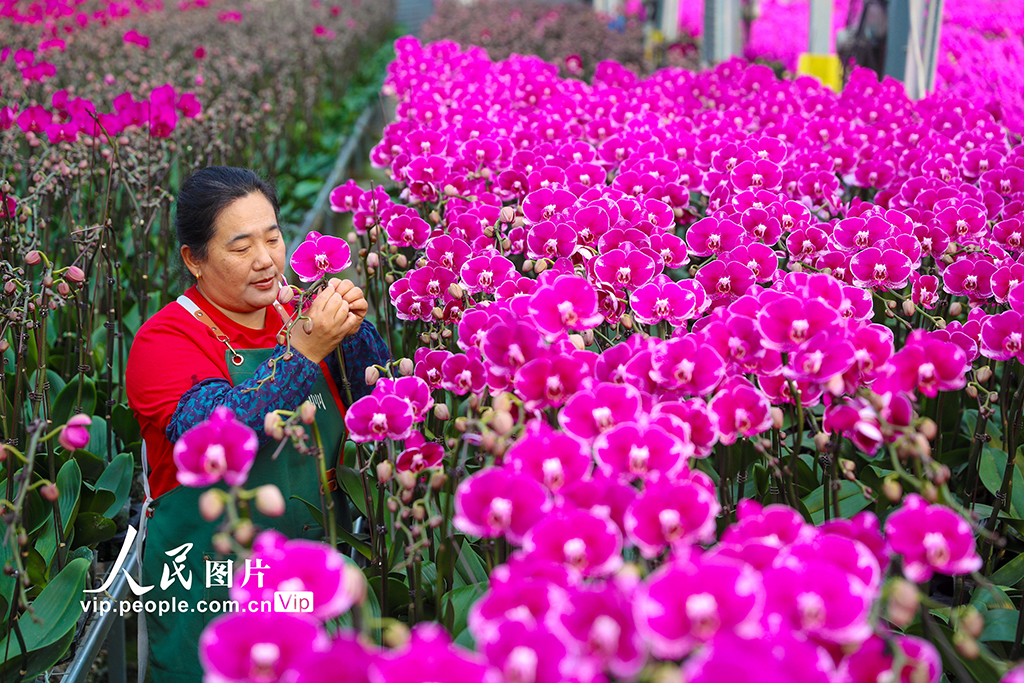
[176,295,246,367]
[137,440,152,683]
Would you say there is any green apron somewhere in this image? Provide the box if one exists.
[140,346,350,683]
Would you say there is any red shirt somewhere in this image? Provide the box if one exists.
[126,287,323,499]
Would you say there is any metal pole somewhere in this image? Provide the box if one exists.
[105,613,128,683]
[808,0,832,53]
[703,0,739,63]
[702,0,718,63]
[660,0,680,41]
[884,0,910,83]
[922,0,944,92]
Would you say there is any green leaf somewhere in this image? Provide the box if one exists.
[94,452,133,517]
[18,623,76,681]
[452,536,489,586]
[34,459,81,571]
[289,495,371,560]
[990,551,1024,588]
[0,557,89,653]
[978,446,1024,518]
[27,369,65,401]
[804,480,873,524]
[24,547,47,587]
[88,415,111,462]
[71,511,116,549]
[971,585,1016,611]
[338,466,375,519]
[905,620,1003,683]
[0,470,48,534]
[979,608,1020,643]
[0,540,14,623]
[753,463,769,499]
[50,377,96,430]
[72,449,106,482]
[444,583,487,638]
[367,576,411,615]
[110,403,141,447]
[55,459,82,537]
[79,486,116,517]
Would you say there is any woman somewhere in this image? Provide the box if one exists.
[126,167,389,682]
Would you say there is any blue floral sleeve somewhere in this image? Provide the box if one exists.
[165,345,320,448]
[326,319,392,404]
[165,321,391,446]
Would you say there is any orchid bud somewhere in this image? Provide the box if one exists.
[376,461,393,484]
[948,302,962,317]
[199,490,225,521]
[430,470,448,491]
[902,300,916,316]
[883,479,903,502]
[568,334,585,351]
[960,607,984,638]
[255,485,285,517]
[383,623,411,649]
[433,403,450,420]
[428,210,440,224]
[887,578,919,628]
[365,366,380,386]
[449,283,464,299]
[25,250,41,265]
[264,412,283,440]
[493,393,513,413]
[213,533,233,555]
[976,366,993,383]
[813,432,830,451]
[918,418,937,440]
[57,281,70,296]
[342,563,367,606]
[771,407,785,430]
[581,329,595,347]
[299,400,317,424]
[966,385,979,398]
[454,417,468,432]
[40,483,59,501]
[396,470,417,490]
[395,254,408,268]
[65,265,85,283]
[954,633,980,660]
[302,319,314,334]
[233,519,256,545]
[922,482,939,503]
[444,184,458,197]
[500,206,515,223]
[490,411,514,436]
[620,314,634,330]
[277,285,295,305]
[366,252,380,269]
[398,358,414,376]
[534,260,548,274]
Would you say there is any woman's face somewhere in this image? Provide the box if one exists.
[186,192,286,319]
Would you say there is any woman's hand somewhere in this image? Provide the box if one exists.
[333,279,368,338]
[289,278,354,363]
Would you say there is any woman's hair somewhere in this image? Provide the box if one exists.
[175,166,280,263]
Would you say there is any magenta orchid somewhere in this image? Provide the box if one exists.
[291,231,352,282]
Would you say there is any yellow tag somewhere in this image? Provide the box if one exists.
[797,53,843,92]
